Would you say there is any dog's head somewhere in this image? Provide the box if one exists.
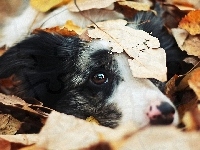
[0,10,187,128]
[52,37,179,128]
[0,31,178,128]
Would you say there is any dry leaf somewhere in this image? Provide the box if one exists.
[0,134,38,146]
[114,2,138,19]
[88,19,167,81]
[172,28,200,57]
[67,0,118,12]
[64,20,86,35]
[179,10,200,35]
[166,0,200,9]
[123,126,200,150]
[182,34,200,57]
[0,138,10,150]
[0,93,50,134]
[171,28,188,49]
[188,68,200,99]
[182,111,198,131]
[0,114,21,135]
[33,26,77,36]
[0,46,6,56]
[35,111,139,150]
[30,0,70,12]
[165,74,178,101]
[117,1,150,11]
[86,116,99,125]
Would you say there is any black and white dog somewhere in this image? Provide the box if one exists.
[0,8,188,128]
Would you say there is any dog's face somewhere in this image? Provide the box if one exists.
[56,39,179,128]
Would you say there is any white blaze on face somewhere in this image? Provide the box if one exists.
[108,54,179,127]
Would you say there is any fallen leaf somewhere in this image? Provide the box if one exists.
[0,134,38,146]
[123,126,200,150]
[165,74,178,102]
[86,116,99,125]
[88,19,167,81]
[179,10,200,35]
[182,110,199,131]
[30,0,70,12]
[172,28,200,57]
[33,26,77,36]
[117,1,150,11]
[67,0,118,12]
[167,0,200,9]
[188,67,200,99]
[114,2,138,19]
[182,34,200,57]
[171,28,188,49]
[0,138,10,150]
[35,111,139,150]
[0,114,21,135]
[0,46,6,56]
[0,93,50,134]
[176,90,198,120]
[64,20,86,35]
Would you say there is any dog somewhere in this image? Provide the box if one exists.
[0,6,189,128]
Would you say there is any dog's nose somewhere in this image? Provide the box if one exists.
[146,101,175,125]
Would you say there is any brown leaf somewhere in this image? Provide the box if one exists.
[0,75,20,94]
[0,93,50,134]
[33,26,78,36]
[0,138,11,150]
[0,114,21,135]
[188,67,200,99]
[165,74,178,102]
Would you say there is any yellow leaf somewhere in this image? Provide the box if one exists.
[30,0,71,12]
[86,116,99,125]
[64,20,86,35]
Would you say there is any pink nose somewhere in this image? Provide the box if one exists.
[146,101,175,125]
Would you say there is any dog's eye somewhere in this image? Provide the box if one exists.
[91,72,108,85]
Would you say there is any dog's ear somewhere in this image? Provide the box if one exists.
[0,31,82,78]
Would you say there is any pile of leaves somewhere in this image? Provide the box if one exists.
[0,0,200,149]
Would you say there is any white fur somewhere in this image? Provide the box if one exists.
[109,54,179,127]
